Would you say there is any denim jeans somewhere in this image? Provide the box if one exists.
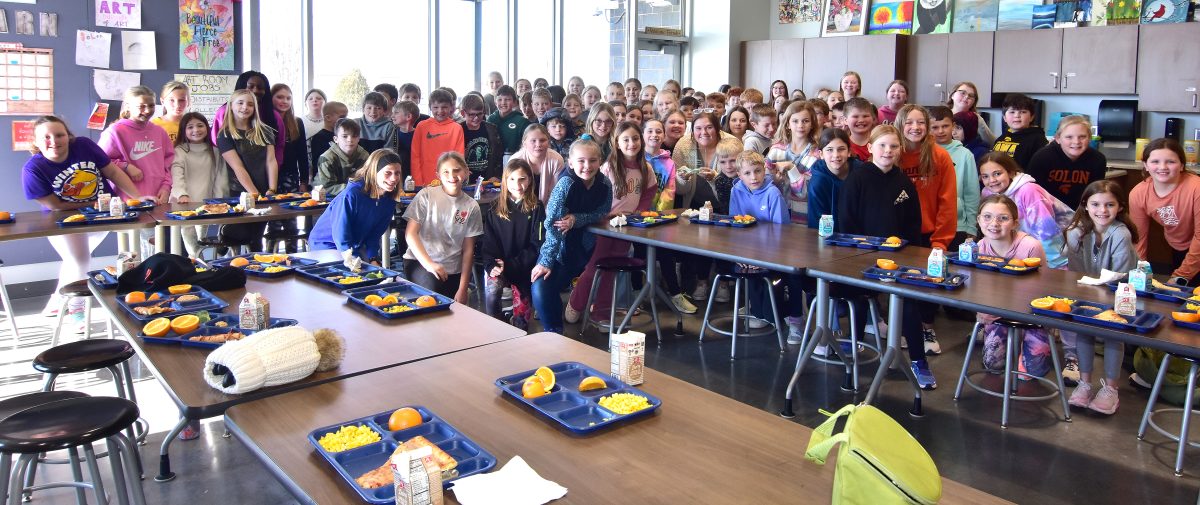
[532,253,590,334]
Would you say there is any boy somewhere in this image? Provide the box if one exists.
[992,93,1047,169]
[679,96,699,120]
[624,78,642,105]
[712,142,742,215]
[357,92,395,153]
[929,106,980,248]
[458,94,504,181]
[391,100,420,174]
[707,93,727,120]
[486,84,530,156]
[728,151,793,329]
[531,88,553,122]
[609,101,628,125]
[309,101,347,170]
[411,89,466,185]
[742,104,778,155]
[373,83,398,110]
[605,82,626,103]
[843,98,876,161]
[314,118,369,197]
[400,83,431,128]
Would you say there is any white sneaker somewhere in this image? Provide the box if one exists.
[747,316,770,329]
[1068,381,1094,409]
[671,293,698,314]
[564,305,581,324]
[691,281,710,301]
[501,287,512,301]
[922,329,941,355]
[785,316,804,344]
[714,282,731,303]
[813,344,831,357]
[42,293,63,318]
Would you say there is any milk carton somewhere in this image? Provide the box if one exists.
[311,185,325,202]
[239,191,256,210]
[390,446,443,505]
[698,201,713,222]
[404,176,415,193]
[1129,267,1148,292]
[238,293,271,331]
[108,195,126,217]
[958,238,977,263]
[927,248,947,278]
[114,251,140,275]
[610,330,646,386]
[817,214,834,238]
[96,190,111,212]
[1114,282,1137,317]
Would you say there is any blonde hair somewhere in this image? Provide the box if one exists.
[220,89,273,146]
[869,124,902,146]
[895,104,936,179]
[160,81,189,103]
[119,86,156,119]
[735,150,766,171]
[715,141,741,158]
[1055,115,1092,138]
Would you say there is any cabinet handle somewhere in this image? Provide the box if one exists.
[1050,72,1059,89]
[934,83,943,103]
[1191,88,1198,108]
[1064,72,1076,90]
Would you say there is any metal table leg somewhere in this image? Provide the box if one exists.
[154,415,189,482]
[781,278,852,417]
[863,294,924,417]
[614,246,682,338]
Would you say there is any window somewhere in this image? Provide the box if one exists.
[438,0,476,94]
[562,0,614,91]
[479,0,510,91]
[515,0,554,85]
[258,0,305,91]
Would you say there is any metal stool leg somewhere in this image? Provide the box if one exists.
[111,433,145,505]
[846,299,861,392]
[609,271,621,334]
[0,271,18,350]
[730,278,743,359]
[764,277,785,351]
[9,454,34,505]
[1176,362,1199,476]
[1046,329,1071,421]
[800,297,817,349]
[955,322,983,400]
[81,444,108,505]
[1001,327,1017,428]
[82,298,92,340]
[50,296,70,348]
[41,372,58,392]
[698,275,721,342]
[1139,353,1173,440]
[579,269,603,337]
[648,274,663,343]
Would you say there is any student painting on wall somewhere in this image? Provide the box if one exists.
[991,93,1048,170]
[211,70,287,168]
[309,148,403,266]
[541,107,577,160]
[403,152,483,303]
[314,118,369,197]
[100,85,174,205]
[309,101,347,171]
[928,106,980,249]
[356,92,395,154]
[487,85,530,157]
[877,80,908,125]
[216,88,279,247]
[978,152,1073,269]
[843,98,877,162]
[152,80,189,143]
[170,112,229,257]
[1129,138,1200,286]
[410,88,465,186]
[510,124,566,205]
[1025,115,1107,209]
[458,93,504,183]
[481,158,545,331]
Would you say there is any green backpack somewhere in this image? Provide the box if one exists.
[805,404,942,505]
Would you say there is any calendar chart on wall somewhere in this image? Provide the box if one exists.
[0,43,53,116]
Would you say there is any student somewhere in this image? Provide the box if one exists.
[724,106,750,140]
[583,102,618,162]
[458,94,504,182]
[567,75,585,96]
[707,93,727,120]
[992,93,1047,170]
[742,104,779,155]
[170,112,228,256]
[308,101,347,170]
[99,85,174,204]
[727,87,744,109]
[399,83,432,128]
[153,81,189,143]
[791,89,808,101]
[953,111,990,163]
[563,93,585,129]
[838,125,935,389]
[531,139,613,334]
[843,98,876,161]
[373,83,399,110]
[624,78,642,105]
[481,158,545,330]
[829,101,846,130]
[403,152,482,302]
[770,80,789,103]
[826,91,844,111]
[672,112,743,210]
[679,96,699,121]
[217,88,279,248]
[357,92,395,153]
[510,124,566,204]
[487,85,529,156]
[625,106,643,129]
[663,79,682,99]
[211,71,287,166]
[582,85,602,111]
[484,71,504,113]
[767,101,821,221]
[533,78,549,90]
[23,116,143,321]
[840,71,862,99]
[643,118,678,213]
[639,101,655,124]
[609,101,628,126]
[1025,115,1106,209]
[809,99,830,130]
[391,100,419,173]
[300,89,327,145]
[662,109,689,153]
[270,83,310,192]
[877,80,908,125]
[654,91,680,121]
[1060,180,1139,414]
[816,88,833,100]
[410,89,465,185]
[946,81,995,145]
[606,82,626,103]
[711,142,742,216]
[806,127,862,229]
[773,95,788,117]
[978,152,1073,269]
[640,84,658,105]
[1129,138,1200,285]
[515,78,532,97]
[531,88,553,122]
[309,149,402,264]
[315,118,369,197]
[929,106,980,248]
[974,194,1052,378]
[729,151,797,329]
[542,107,577,160]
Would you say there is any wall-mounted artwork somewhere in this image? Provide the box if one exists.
[998,0,1043,30]
[179,0,234,71]
[1108,0,1142,23]
[822,0,868,35]
[1032,3,1058,27]
[914,0,953,32]
[1141,0,1189,22]
[780,0,823,23]
[869,0,915,33]
[96,0,141,29]
[952,0,999,31]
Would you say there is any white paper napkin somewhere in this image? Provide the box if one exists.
[450,456,567,505]
[246,207,272,216]
[609,215,627,227]
[1078,268,1125,286]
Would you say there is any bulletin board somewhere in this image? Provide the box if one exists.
[0,44,53,115]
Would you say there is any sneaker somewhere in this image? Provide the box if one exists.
[1068,381,1094,409]
[671,293,698,314]
[714,282,731,303]
[910,360,937,390]
[66,308,87,335]
[785,316,804,345]
[564,305,581,324]
[510,315,528,332]
[1129,372,1152,390]
[813,344,831,357]
[747,316,770,329]
[178,422,201,441]
[923,328,941,355]
[691,281,710,301]
[41,293,63,318]
[1061,357,1080,387]
[1088,380,1119,415]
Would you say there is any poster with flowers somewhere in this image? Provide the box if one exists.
[822,0,869,35]
[869,0,915,33]
[178,0,233,71]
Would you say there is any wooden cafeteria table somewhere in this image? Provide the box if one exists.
[90,250,525,481]
[0,207,157,252]
[147,201,328,257]
[224,332,1013,505]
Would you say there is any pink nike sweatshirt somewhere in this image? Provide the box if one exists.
[99,119,175,199]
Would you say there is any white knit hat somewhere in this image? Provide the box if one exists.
[203,326,321,394]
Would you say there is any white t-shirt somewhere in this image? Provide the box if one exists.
[402,187,483,274]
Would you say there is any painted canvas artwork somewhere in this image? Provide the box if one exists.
[1141,0,1189,22]
[869,0,916,33]
[1090,0,1111,24]
[1108,0,1142,23]
[953,0,1000,31]
[1054,0,1082,25]
[998,0,1045,29]
[780,0,822,23]
[1033,4,1058,27]
[914,0,954,32]
[822,0,869,36]
[178,0,234,71]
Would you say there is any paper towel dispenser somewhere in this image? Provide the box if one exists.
[1097,100,1139,143]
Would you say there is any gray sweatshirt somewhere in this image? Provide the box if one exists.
[1064,221,1137,276]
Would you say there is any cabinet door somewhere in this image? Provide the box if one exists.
[1137,23,1200,112]
[946,31,994,108]
[906,34,950,106]
[1061,25,1138,94]
[742,40,773,93]
[993,29,1064,93]
[771,39,805,99]
[847,34,906,105]
[802,37,847,97]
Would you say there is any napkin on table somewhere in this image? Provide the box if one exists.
[245,207,272,216]
[1078,269,1125,286]
[450,456,567,505]
[609,215,627,227]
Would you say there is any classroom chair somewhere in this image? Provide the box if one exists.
[954,319,1072,428]
[579,256,662,342]
[1137,352,1200,476]
[698,267,785,359]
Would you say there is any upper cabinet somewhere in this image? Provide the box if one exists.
[802,37,848,97]
[1136,23,1200,113]
[847,35,907,106]
[741,39,805,97]
[907,32,994,107]
[994,26,1137,95]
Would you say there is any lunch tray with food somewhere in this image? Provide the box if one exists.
[278,200,329,211]
[343,281,453,320]
[208,253,319,278]
[1171,304,1200,331]
[688,213,757,228]
[861,265,967,290]
[307,406,497,503]
[88,269,119,289]
[948,255,1042,275]
[80,201,155,214]
[1103,280,1193,302]
[824,233,907,250]
[295,261,400,290]
[141,314,299,348]
[626,212,679,228]
[1028,295,1162,333]
[204,193,310,205]
[117,286,229,322]
[165,203,246,220]
[0,215,12,225]
[495,361,662,434]
[57,211,140,227]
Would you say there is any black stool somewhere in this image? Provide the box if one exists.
[954,319,1071,427]
[0,391,90,503]
[698,267,785,360]
[34,340,147,445]
[0,397,145,505]
[580,257,661,342]
[263,228,308,254]
[1137,352,1200,476]
[51,280,100,346]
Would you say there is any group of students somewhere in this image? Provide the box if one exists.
[21,69,1200,418]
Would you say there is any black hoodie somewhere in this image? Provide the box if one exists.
[481,198,546,286]
[1024,141,1107,209]
[838,162,923,243]
[992,126,1048,170]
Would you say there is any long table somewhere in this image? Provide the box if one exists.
[147,202,328,257]
[90,250,525,481]
[0,207,157,253]
[224,331,1013,505]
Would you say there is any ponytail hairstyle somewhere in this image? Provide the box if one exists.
[270,83,300,142]
[1061,180,1139,252]
[119,85,156,120]
[894,104,936,179]
[495,158,539,220]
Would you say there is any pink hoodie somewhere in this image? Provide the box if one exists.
[99,119,174,199]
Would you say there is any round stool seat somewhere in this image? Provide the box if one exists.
[264,229,308,240]
[596,256,646,272]
[0,391,89,421]
[58,279,92,298]
[33,339,134,374]
[727,266,770,278]
[0,397,139,454]
[994,318,1041,330]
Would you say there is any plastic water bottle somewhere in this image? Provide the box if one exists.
[473,176,484,200]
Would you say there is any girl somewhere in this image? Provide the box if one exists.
[301,89,327,148]
[974,194,1053,379]
[643,119,677,211]
[610,102,628,128]
[170,112,229,257]
[979,152,1073,269]
[584,102,618,162]
[773,95,789,117]
[640,84,658,105]
[877,80,908,125]
[211,70,287,167]
[952,111,990,164]
[825,91,844,112]
[22,116,143,320]
[946,81,995,145]
[567,122,662,322]
[582,85,603,111]
[515,78,532,96]
[840,71,862,99]
[767,101,821,221]
[152,81,189,143]
[838,125,934,389]
[510,124,566,204]
[723,106,750,140]
[217,88,279,247]
[567,76,585,96]
[531,139,613,334]
[481,159,545,331]
[1129,138,1200,285]
[271,84,310,193]
[563,93,586,132]
[1025,116,1107,209]
[309,149,402,264]
[1062,181,1138,415]
[626,107,644,129]
[663,79,682,99]
[541,108,577,160]
[791,89,807,101]
[520,92,537,122]
[640,100,655,123]
[806,127,862,228]
[100,86,174,204]
[662,109,689,153]
[770,80,789,102]
[403,152,483,303]
[895,104,958,252]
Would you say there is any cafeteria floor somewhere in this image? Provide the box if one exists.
[1,292,1196,504]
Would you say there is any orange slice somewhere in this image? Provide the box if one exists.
[1022,257,1042,268]
[124,291,146,304]
[169,314,200,334]
[533,366,555,393]
[1173,312,1200,323]
[381,294,399,305]
[147,293,161,301]
[1052,299,1072,313]
[578,376,607,391]
[142,317,170,337]
[364,294,384,307]
[387,407,423,431]
[414,295,438,308]
[876,259,898,270]
[168,284,192,294]
[230,257,250,268]
[1030,297,1056,310]
[522,377,548,399]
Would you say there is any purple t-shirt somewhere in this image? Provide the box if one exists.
[22,137,114,203]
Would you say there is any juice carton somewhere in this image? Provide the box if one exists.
[958,238,977,263]
[610,330,646,386]
[927,248,947,278]
[817,215,834,238]
[1114,282,1137,317]
[390,446,443,505]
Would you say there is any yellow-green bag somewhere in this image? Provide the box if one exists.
[805,403,942,505]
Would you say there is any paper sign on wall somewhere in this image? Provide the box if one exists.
[96,0,142,29]
[174,73,237,120]
[12,120,33,151]
[76,30,112,68]
[179,0,234,71]
[87,103,111,130]
[120,30,156,70]
[94,69,140,101]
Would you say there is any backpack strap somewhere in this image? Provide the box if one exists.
[804,404,856,465]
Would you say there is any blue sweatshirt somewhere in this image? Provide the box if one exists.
[806,157,863,230]
[729,174,788,225]
[537,170,613,268]
[308,180,399,260]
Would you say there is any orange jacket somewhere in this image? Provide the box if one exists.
[900,144,958,251]
[410,118,465,185]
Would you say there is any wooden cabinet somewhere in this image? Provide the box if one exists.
[994,26,1137,95]
[847,35,906,105]
[1136,23,1200,113]
[771,39,804,98]
[802,37,848,97]
[907,32,994,107]
[946,32,994,107]
[994,29,1064,94]
[741,40,773,94]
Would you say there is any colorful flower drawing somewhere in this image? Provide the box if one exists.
[869,0,916,33]
[178,0,234,71]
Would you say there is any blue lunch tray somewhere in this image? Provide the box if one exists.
[117,286,229,322]
[495,361,662,434]
[278,200,329,211]
[1104,281,1192,302]
[1029,295,1162,333]
[80,201,155,214]
[1170,303,1200,331]
[208,254,319,278]
[57,211,139,227]
[625,214,679,228]
[295,261,401,290]
[948,255,1040,275]
[87,269,118,289]
[164,208,246,220]
[862,265,967,290]
[0,216,12,224]
[825,233,907,251]
[688,214,756,228]
[307,406,497,504]
[343,281,453,320]
[141,314,299,349]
